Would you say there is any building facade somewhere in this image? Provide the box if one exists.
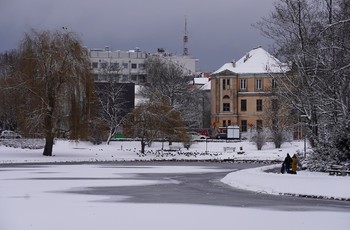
[210,47,286,135]
[89,47,148,84]
[89,47,198,84]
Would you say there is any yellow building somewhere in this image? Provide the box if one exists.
[210,47,286,135]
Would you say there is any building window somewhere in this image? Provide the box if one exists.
[257,120,263,130]
[122,75,128,82]
[272,119,278,130]
[100,75,107,81]
[223,120,227,127]
[110,63,119,71]
[100,62,108,69]
[256,79,262,90]
[241,99,247,111]
[109,73,117,79]
[272,79,277,89]
[272,99,278,111]
[131,63,137,69]
[228,120,232,126]
[241,120,247,132]
[92,62,98,69]
[222,79,230,90]
[223,103,230,112]
[138,63,145,69]
[93,74,99,81]
[256,99,263,111]
[240,79,247,90]
[139,75,146,83]
[122,63,128,69]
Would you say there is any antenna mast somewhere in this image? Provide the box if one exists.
[183,17,189,56]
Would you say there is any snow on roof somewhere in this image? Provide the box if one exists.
[212,47,287,75]
[135,84,142,94]
[193,77,209,85]
[200,81,211,90]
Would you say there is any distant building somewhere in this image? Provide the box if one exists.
[210,47,287,136]
[89,47,198,84]
[89,47,148,84]
[199,78,212,130]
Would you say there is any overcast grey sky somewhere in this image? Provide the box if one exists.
[0,0,277,71]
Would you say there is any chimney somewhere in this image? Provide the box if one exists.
[244,53,251,63]
[231,59,236,67]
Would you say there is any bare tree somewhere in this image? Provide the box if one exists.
[256,0,350,161]
[255,0,323,145]
[261,95,295,148]
[2,29,94,156]
[124,100,187,154]
[252,130,267,151]
[95,81,134,144]
[141,56,202,129]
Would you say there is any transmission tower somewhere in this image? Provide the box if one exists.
[183,17,189,56]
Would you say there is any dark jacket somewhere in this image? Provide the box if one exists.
[284,154,292,166]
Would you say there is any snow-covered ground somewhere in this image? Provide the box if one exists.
[0,139,303,163]
[1,139,350,230]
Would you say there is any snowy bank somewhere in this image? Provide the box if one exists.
[222,164,350,200]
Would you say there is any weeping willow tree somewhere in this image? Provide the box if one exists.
[1,29,95,156]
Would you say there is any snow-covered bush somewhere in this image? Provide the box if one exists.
[251,130,266,150]
[0,139,45,149]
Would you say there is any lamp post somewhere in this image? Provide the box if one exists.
[205,137,208,155]
[303,133,306,158]
[300,115,308,158]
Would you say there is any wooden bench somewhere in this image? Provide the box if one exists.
[326,165,350,176]
[169,146,181,151]
[223,147,236,152]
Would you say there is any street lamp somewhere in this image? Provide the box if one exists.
[300,115,308,158]
[205,137,208,154]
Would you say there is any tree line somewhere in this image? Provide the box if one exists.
[0,29,202,155]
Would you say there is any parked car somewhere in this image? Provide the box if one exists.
[187,131,208,140]
[215,133,227,139]
[0,130,22,139]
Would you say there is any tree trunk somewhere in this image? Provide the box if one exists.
[106,127,116,145]
[106,132,112,145]
[43,100,55,156]
[43,135,54,156]
[141,140,146,154]
[43,111,54,156]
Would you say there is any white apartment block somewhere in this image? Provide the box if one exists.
[89,47,198,84]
